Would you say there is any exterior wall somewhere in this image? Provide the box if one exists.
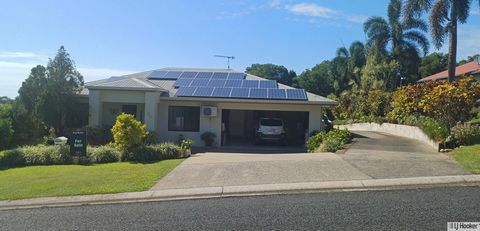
[102,103,144,127]
[157,100,325,147]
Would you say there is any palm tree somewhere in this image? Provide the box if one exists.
[334,41,367,88]
[364,0,429,88]
[404,0,480,82]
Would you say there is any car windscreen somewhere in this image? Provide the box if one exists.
[260,119,282,126]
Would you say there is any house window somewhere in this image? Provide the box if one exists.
[122,105,137,118]
[168,106,200,132]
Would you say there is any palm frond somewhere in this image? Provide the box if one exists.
[388,0,402,25]
[456,0,472,23]
[404,31,430,55]
[403,0,432,18]
[402,18,428,32]
[430,0,450,49]
[336,47,349,58]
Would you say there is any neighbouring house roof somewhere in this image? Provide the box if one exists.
[418,61,480,82]
[84,67,337,105]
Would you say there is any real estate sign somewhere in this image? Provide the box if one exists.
[70,130,87,156]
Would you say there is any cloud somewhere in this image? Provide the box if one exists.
[0,51,38,59]
[285,3,336,18]
[471,7,480,16]
[431,25,480,60]
[0,51,135,98]
[283,2,367,24]
[269,0,281,8]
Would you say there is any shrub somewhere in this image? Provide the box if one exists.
[0,118,13,150]
[111,113,148,151]
[87,145,121,163]
[127,143,184,162]
[420,117,449,142]
[307,129,352,153]
[318,136,344,152]
[0,149,25,166]
[450,123,480,146]
[200,132,216,146]
[20,145,72,165]
[85,125,113,146]
[307,132,326,152]
[143,131,159,145]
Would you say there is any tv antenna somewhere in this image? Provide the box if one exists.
[215,55,235,69]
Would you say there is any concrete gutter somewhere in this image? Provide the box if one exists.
[1,175,479,210]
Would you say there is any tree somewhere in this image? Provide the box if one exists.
[17,46,84,136]
[404,0,480,82]
[0,97,12,104]
[458,54,480,65]
[419,52,448,77]
[0,103,14,150]
[293,61,335,97]
[364,0,429,88]
[245,64,296,86]
[331,41,367,94]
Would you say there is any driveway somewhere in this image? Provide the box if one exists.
[341,131,467,178]
[151,131,468,190]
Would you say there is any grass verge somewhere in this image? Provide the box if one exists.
[451,145,480,174]
[0,159,183,200]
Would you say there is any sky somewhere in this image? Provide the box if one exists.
[1,0,479,98]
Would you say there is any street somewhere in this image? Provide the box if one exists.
[1,186,480,230]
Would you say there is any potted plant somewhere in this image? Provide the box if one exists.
[200,132,216,147]
[180,139,193,157]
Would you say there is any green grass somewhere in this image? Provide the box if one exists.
[451,145,480,174]
[0,159,183,200]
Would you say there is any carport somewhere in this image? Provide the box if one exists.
[221,109,309,147]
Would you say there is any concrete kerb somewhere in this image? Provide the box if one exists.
[1,175,479,210]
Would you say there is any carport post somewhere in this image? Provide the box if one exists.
[308,107,324,135]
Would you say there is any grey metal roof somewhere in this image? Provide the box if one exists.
[84,67,337,105]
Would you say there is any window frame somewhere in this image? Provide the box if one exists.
[168,106,200,132]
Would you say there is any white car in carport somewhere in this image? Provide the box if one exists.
[255,118,286,144]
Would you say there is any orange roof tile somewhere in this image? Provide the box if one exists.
[418,61,480,82]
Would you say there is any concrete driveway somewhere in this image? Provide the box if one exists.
[151,131,468,190]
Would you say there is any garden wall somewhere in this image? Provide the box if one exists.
[336,123,440,151]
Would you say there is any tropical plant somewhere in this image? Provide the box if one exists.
[404,0,480,82]
[364,0,429,88]
[200,132,216,146]
[111,113,148,151]
[331,41,367,93]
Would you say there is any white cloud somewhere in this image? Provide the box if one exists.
[0,51,135,98]
[430,25,480,60]
[285,3,337,18]
[283,2,367,24]
[471,7,480,16]
[0,51,39,59]
[269,0,281,8]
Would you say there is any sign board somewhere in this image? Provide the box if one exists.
[70,130,87,156]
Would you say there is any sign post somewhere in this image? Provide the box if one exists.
[70,129,87,157]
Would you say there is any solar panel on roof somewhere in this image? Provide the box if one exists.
[231,88,250,98]
[227,72,245,79]
[211,72,229,79]
[259,80,278,88]
[180,72,198,78]
[208,79,226,87]
[163,71,183,79]
[249,88,268,99]
[174,78,193,87]
[175,86,196,96]
[196,72,213,78]
[225,79,242,88]
[212,87,232,97]
[268,89,287,99]
[191,78,210,87]
[242,80,259,88]
[148,70,168,79]
[286,89,307,100]
[193,87,214,97]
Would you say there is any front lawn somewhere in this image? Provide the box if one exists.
[0,159,183,200]
[451,145,480,174]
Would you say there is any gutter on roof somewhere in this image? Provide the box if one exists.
[161,96,338,106]
[86,86,167,92]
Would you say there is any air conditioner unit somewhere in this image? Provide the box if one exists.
[201,106,217,117]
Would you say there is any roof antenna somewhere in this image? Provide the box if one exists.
[215,55,235,69]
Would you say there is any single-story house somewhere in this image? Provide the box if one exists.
[418,58,480,82]
[83,68,337,147]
